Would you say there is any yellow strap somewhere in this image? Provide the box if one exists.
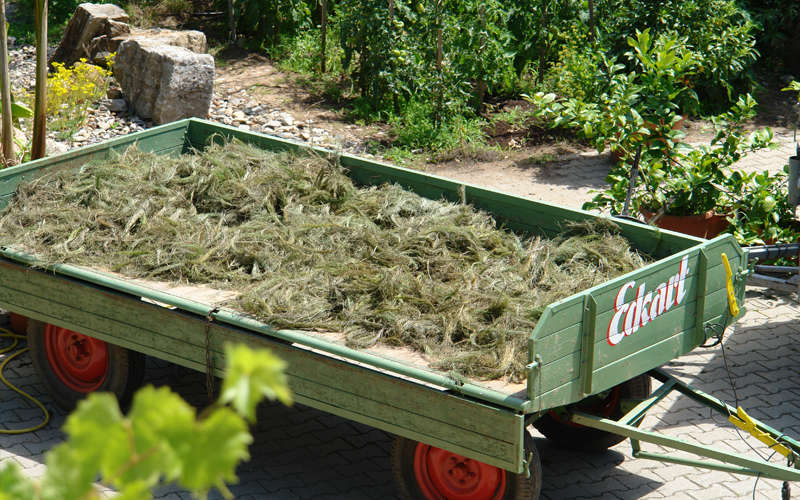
[721,253,739,317]
[729,406,791,458]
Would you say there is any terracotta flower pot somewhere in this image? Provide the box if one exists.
[640,208,729,239]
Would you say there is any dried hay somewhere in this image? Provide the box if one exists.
[0,140,649,381]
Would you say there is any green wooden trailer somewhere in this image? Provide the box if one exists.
[3,119,799,500]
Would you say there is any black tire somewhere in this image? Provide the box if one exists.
[533,374,651,452]
[27,319,145,412]
[392,431,541,500]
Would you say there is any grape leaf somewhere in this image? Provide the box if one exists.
[61,393,130,481]
[0,461,36,500]
[177,407,251,498]
[220,343,292,422]
[126,385,197,485]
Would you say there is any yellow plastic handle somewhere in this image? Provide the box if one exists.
[729,406,791,458]
[721,253,739,317]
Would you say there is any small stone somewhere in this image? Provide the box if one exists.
[223,116,233,125]
[279,115,294,126]
[238,124,251,131]
[300,132,311,141]
[104,99,127,112]
[248,105,263,114]
[98,121,111,131]
[266,120,282,129]
[224,108,233,117]
[245,99,259,108]
[229,97,241,106]
[233,110,246,120]
[232,120,240,127]
[106,87,122,99]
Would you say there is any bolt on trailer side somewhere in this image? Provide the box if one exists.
[0,119,762,479]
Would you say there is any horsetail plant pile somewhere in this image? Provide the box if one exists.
[0,140,648,382]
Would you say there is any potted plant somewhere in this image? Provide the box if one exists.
[528,46,780,239]
[580,94,779,238]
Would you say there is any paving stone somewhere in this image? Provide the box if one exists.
[541,483,594,500]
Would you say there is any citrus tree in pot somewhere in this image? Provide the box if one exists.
[526,29,782,239]
[582,94,780,238]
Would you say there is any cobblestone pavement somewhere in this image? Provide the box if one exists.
[2,137,800,500]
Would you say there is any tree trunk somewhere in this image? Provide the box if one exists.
[31,0,47,161]
[228,0,237,44]
[0,0,14,165]
[588,0,595,43]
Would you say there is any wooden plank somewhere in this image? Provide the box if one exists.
[532,288,730,398]
[0,122,188,210]
[0,259,522,449]
[185,119,698,260]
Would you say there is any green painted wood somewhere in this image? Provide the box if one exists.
[694,249,709,345]
[579,294,597,396]
[0,259,519,443]
[0,120,189,210]
[0,119,751,466]
[0,257,524,470]
[184,119,698,259]
[532,289,730,408]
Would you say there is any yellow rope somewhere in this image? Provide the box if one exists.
[0,329,50,434]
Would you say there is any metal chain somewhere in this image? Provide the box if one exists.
[205,308,218,403]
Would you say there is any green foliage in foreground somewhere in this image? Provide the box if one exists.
[0,343,291,500]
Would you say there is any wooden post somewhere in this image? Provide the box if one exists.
[31,0,46,161]
[588,0,595,43]
[0,0,14,165]
[389,0,400,114]
[320,0,327,74]
[228,0,237,44]
[538,0,547,84]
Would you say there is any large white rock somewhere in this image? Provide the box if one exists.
[49,3,129,68]
[115,39,214,125]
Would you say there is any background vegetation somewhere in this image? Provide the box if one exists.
[7,0,800,151]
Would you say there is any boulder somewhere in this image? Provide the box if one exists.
[51,4,207,70]
[114,39,214,125]
[49,3,129,68]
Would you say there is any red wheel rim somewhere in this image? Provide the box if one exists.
[549,387,620,428]
[43,324,108,392]
[413,443,507,500]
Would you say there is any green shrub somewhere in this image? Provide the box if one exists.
[600,0,759,112]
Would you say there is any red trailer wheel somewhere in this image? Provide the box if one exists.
[43,324,109,392]
[393,432,541,500]
[27,319,145,411]
[414,444,507,500]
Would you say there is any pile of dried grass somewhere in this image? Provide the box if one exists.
[0,141,648,381]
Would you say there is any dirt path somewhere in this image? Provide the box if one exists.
[212,49,800,210]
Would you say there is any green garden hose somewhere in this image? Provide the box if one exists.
[0,328,50,434]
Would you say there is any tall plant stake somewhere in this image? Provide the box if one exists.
[320,0,327,74]
[388,0,399,114]
[475,5,486,115]
[0,0,14,165]
[436,0,443,128]
[31,0,47,160]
